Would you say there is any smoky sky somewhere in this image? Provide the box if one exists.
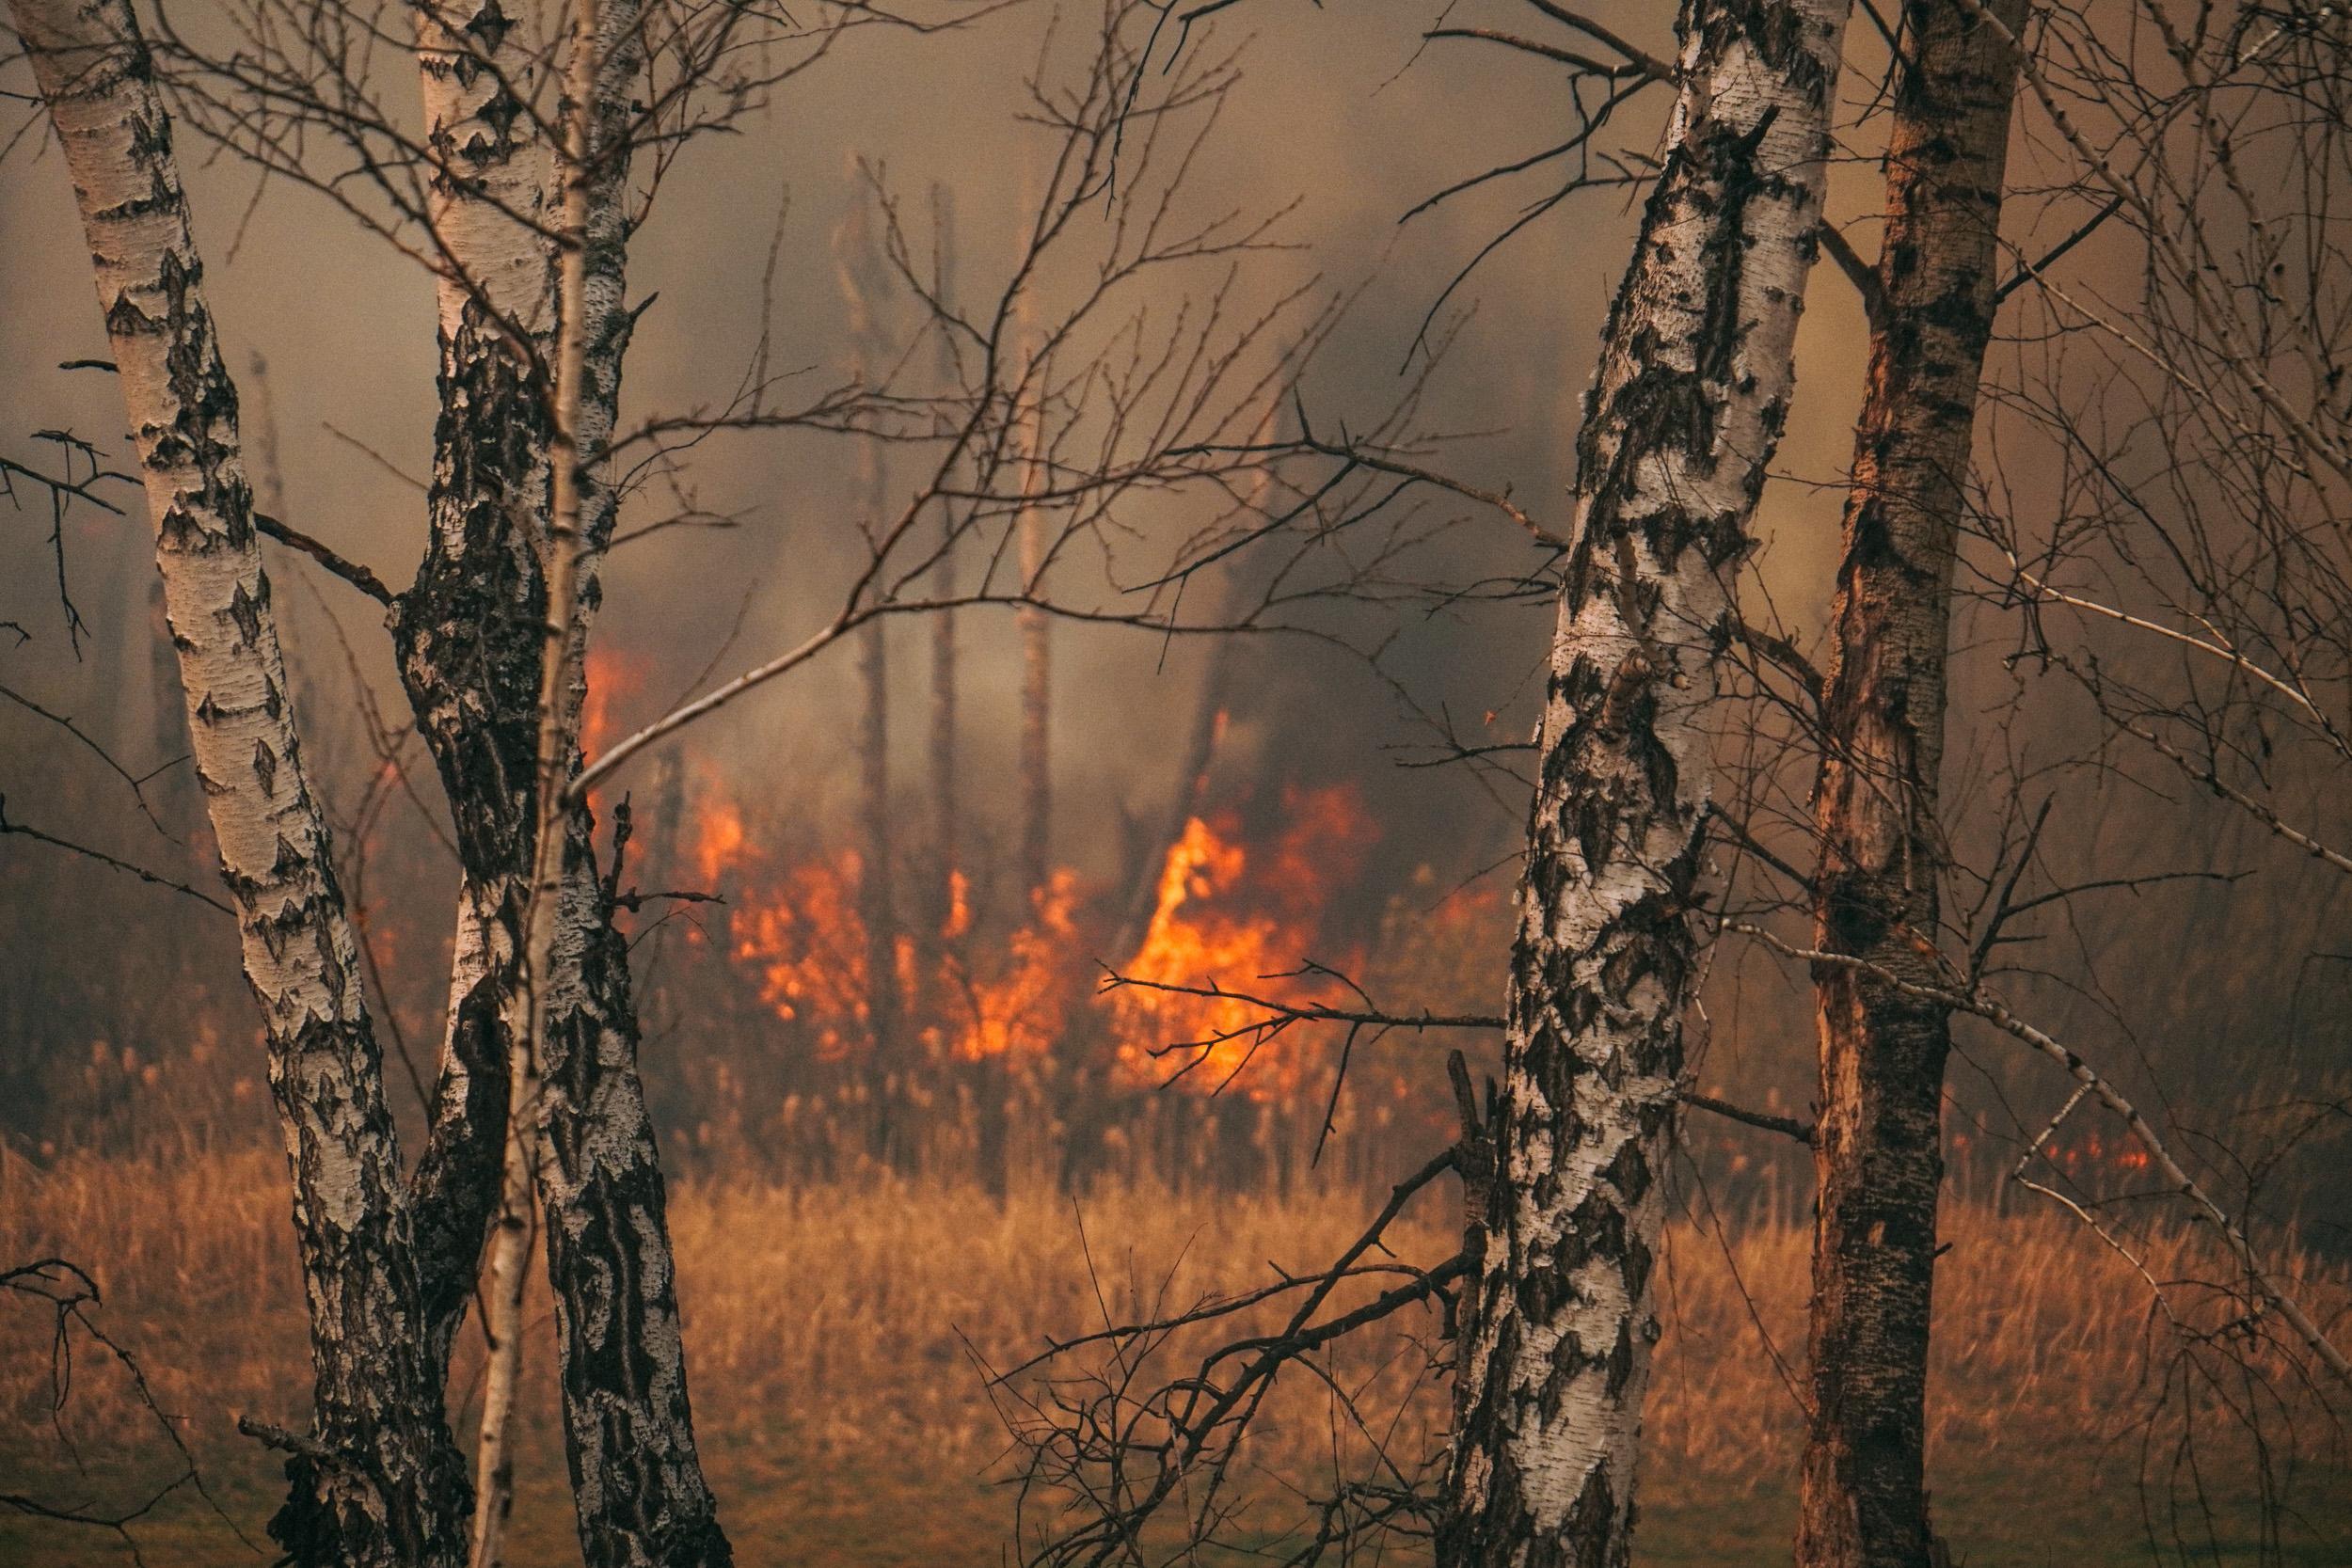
[6,1,2344,1225]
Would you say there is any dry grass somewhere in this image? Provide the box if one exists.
[4,1141,2347,1565]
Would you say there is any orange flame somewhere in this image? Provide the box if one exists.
[735,849,872,1060]
[674,765,1376,1096]
[694,797,748,887]
[1108,784,1375,1097]
[580,648,647,758]
[946,872,1085,1061]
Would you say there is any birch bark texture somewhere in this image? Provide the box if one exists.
[1800,6,2023,1565]
[395,11,559,1560]
[400,0,554,1386]
[394,4,730,1562]
[8,2,468,1560]
[525,8,731,1561]
[1439,5,1851,1565]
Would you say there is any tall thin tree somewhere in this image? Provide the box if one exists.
[1800,6,2025,1566]
[396,3,731,1562]
[836,192,905,1062]
[8,1,470,1560]
[928,182,962,979]
[1439,4,1852,1564]
[1015,350,1053,904]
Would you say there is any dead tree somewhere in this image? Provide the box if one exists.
[927,182,963,982]
[836,193,906,1064]
[1799,6,2026,1567]
[1012,272,1056,905]
[1439,6,1852,1564]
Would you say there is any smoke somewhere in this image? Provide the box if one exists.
[3,3,2344,1236]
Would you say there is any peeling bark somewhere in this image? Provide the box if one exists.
[395,5,728,1562]
[520,3,730,1557]
[1439,5,1851,1565]
[1799,7,2023,1566]
[398,0,554,1379]
[8,2,468,1560]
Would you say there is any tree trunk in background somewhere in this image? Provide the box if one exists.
[1017,409,1053,903]
[395,6,730,1564]
[929,502,960,942]
[834,196,905,1065]
[927,184,962,983]
[10,2,468,1560]
[1438,6,1851,1565]
[857,453,902,1061]
[1800,6,2023,1565]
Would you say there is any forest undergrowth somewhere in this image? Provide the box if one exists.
[5,1130,2346,1567]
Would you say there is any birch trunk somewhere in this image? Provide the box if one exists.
[1438,5,1850,1564]
[9,2,468,1560]
[397,0,555,1386]
[527,8,730,1560]
[1799,6,2023,1565]
[395,5,729,1562]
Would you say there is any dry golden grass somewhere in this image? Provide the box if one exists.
[4,1140,2346,1565]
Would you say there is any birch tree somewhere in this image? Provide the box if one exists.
[398,0,554,1400]
[1439,5,1851,1563]
[6,1,471,1560]
[1799,6,2024,1566]
[411,0,733,1560]
[11,5,1339,1563]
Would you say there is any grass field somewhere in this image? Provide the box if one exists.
[4,1142,2347,1566]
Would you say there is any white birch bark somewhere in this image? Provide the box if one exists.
[1440,6,1851,1565]
[8,2,469,1560]
[468,0,601,1550]
[479,4,731,1563]
[401,0,557,1387]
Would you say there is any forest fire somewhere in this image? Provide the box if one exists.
[664,770,1379,1101]
[580,647,644,758]
[734,852,883,1060]
[1109,786,1375,1095]
[14,2,2350,1563]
